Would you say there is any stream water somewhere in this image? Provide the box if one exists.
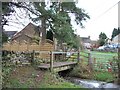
[66,77,120,89]
[58,68,120,89]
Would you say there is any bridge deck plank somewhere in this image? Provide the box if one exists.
[38,61,77,69]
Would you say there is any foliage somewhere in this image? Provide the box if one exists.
[99,32,107,40]
[48,2,90,49]
[111,28,120,40]
[72,35,81,49]
[46,30,53,41]
[2,65,14,87]
[2,31,8,43]
[2,2,14,26]
[69,63,93,79]
[113,52,120,85]
[98,32,107,46]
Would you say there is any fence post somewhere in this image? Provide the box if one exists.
[50,51,53,72]
[77,49,80,64]
[32,50,35,65]
[93,58,96,64]
[88,52,93,71]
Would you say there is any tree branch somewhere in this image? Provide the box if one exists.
[10,2,40,16]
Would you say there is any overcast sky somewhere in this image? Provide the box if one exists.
[4,0,119,40]
[74,0,119,40]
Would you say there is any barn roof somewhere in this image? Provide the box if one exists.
[12,23,40,40]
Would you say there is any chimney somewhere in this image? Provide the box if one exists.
[88,36,90,39]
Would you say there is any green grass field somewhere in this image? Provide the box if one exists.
[80,51,118,63]
[76,51,118,72]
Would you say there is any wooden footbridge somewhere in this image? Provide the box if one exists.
[32,51,80,72]
[38,61,77,72]
[3,49,92,72]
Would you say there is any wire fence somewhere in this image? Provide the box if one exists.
[92,52,118,72]
[80,51,118,72]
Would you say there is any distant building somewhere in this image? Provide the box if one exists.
[111,34,120,44]
[91,40,99,48]
[80,36,91,49]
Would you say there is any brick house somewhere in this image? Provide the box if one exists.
[3,23,55,52]
[11,23,41,43]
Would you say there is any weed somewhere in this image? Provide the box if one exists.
[94,71,114,82]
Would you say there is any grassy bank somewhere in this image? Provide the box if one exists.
[40,72,81,88]
[68,50,117,82]
[69,63,115,82]
[2,65,82,88]
[94,71,115,82]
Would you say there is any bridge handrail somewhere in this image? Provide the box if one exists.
[32,50,80,72]
[34,51,51,54]
[34,51,78,54]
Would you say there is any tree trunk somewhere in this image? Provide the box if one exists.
[41,17,46,44]
[41,2,46,44]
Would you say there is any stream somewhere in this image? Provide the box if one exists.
[66,77,120,89]
[58,68,120,89]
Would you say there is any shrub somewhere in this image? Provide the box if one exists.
[69,63,93,79]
